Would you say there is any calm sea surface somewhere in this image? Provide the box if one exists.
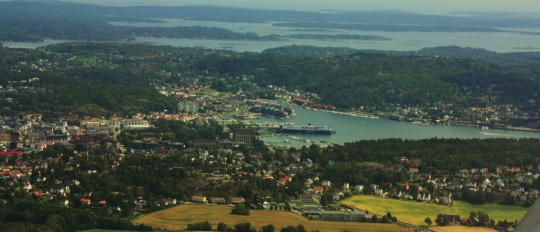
[256,103,540,147]
[4,19,540,52]
[115,19,540,53]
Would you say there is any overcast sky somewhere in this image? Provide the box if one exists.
[43,0,539,14]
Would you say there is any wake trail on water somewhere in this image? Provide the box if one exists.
[480,132,516,137]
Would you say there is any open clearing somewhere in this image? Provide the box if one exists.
[342,195,527,226]
[133,204,408,232]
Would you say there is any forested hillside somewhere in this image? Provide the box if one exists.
[202,51,540,109]
[312,138,540,186]
[1,42,539,116]
[0,43,179,117]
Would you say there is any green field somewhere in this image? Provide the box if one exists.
[342,195,528,226]
[133,204,409,232]
[75,57,97,63]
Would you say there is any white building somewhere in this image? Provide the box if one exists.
[178,101,199,114]
[123,119,150,129]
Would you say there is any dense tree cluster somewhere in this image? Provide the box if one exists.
[202,50,539,109]
[187,221,212,231]
[279,224,307,232]
[0,44,180,117]
[0,200,152,231]
[117,119,230,147]
[321,138,540,173]
[230,204,250,216]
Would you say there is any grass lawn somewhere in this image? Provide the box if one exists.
[203,89,218,94]
[75,57,97,63]
[342,195,527,226]
[133,204,409,232]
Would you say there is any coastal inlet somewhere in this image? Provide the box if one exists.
[251,103,540,147]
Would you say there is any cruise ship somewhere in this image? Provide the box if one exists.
[280,124,335,134]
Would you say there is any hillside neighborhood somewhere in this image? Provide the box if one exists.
[1,106,538,229]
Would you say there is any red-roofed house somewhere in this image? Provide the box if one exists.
[314,186,324,194]
[80,198,91,205]
[11,170,23,178]
[410,167,419,173]
[402,183,410,190]
[1,165,11,171]
[277,178,288,186]
[235,171,247,176]
[24,166,33,175]
[0,151,24,156]
[163,198,177,205]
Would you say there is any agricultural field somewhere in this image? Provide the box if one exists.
[342,195,527,226]
[133,204,409,232]
[431,226,496,232]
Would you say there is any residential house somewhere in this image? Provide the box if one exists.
[455,169,469,178]
[80,198,91,205]
[262,201,270,210]
[211,197,226,204]
[163,198,177,205]
[354,185,364,193]
[322,180,331,187]
[191,196,207,203]
[480,168,489,174]
[313,186,324,194]
[231,197,245,204]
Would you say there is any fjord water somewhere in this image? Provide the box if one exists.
[125,19,540,53]
[257,104,540,146]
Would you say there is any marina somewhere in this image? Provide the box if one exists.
[280,123,335,134]
[254,103,540,148]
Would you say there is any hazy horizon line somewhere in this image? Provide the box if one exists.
[2,0,540,15]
